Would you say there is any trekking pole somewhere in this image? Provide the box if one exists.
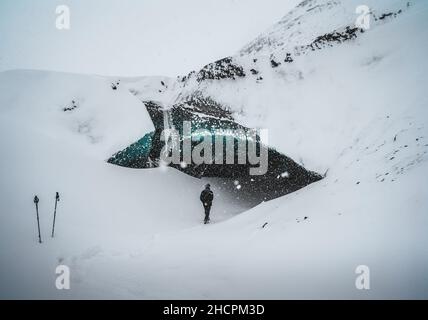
[51,192,60,238]
[33,195,42,243]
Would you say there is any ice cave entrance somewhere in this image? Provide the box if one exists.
[108,101,322,206]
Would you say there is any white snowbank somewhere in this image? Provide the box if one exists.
[0,70,154,160]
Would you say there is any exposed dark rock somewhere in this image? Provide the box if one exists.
[180,71,196,83]
[174,93,234,120]
[309,26,360,51]
[284,53,294,63]
[375,9,403,21]
[250,69,259,75]
[63,100,78,112]
[196,57,245,82]
[271,59,281,68]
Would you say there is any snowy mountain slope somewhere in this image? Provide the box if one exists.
[1,0,428,299]
[123,0,419,174]
[167,0,424,174]
[240,0,407,56]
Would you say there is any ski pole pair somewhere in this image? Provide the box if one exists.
[33,192,60,243]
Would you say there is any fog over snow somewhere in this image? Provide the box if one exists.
[0,0,299,77]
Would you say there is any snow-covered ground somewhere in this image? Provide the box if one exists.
[1,0,428,299]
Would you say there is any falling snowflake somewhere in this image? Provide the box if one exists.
[281,171,290,178]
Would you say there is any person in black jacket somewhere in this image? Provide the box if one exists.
[200,184,214,224]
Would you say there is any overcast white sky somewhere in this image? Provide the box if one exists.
[0,0,298,77]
